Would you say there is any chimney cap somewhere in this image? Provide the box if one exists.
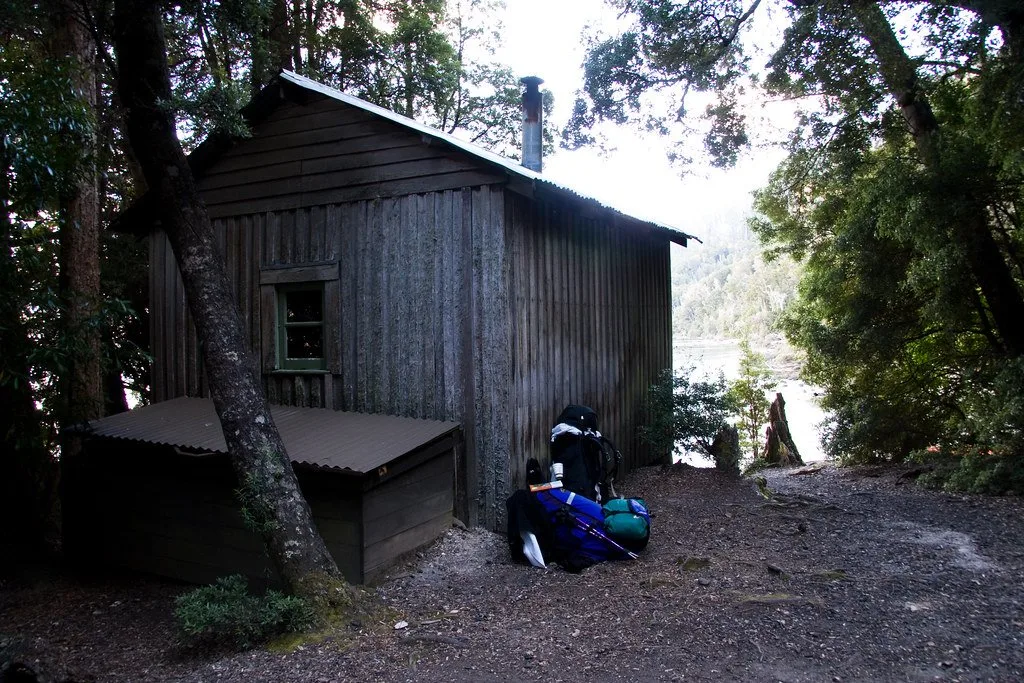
[520,76,544,89]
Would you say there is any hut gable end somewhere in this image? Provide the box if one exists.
[196,95,505,219]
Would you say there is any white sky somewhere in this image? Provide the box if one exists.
[489,0,792,241]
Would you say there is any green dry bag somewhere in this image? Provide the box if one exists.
[602,498,650,551]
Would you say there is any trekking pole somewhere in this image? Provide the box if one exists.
[569,513,639,560]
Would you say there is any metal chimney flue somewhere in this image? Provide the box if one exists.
[520,76,544,173]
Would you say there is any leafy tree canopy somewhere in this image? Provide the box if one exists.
[579,1,1024,471]
[165,0,552,159]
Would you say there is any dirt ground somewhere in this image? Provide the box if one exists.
[2,464,1023,682]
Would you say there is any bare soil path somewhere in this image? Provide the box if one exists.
[3,464,1023,682]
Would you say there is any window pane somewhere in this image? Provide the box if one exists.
[286,327,323,359]
[286,290,322,322]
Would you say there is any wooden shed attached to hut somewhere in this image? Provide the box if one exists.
[65,398,460,585]
[107,70,690,534]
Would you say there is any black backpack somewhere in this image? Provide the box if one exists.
[550,404,622,502]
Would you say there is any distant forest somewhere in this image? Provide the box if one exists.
[671,208,800,343]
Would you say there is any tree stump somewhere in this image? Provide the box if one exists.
[763,393,804,467]
[710,424,742,477]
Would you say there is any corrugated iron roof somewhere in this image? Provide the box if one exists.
[278,71,693,247]
[87,397,459,475]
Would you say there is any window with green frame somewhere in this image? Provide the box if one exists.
[277,283,326,370]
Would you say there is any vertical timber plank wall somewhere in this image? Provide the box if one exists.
[149,186,512,529]
[506,193,672,492]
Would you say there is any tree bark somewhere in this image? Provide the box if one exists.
[53,0,104,427]
[112,0,343,599]
[851,1,1024,356]
[763,393,803,467]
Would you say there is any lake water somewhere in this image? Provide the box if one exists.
[674,339,827,464]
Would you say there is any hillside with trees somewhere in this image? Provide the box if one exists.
[671,212,800,344]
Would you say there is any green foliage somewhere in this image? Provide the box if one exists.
[576,0,1024,469]
[174,575,315,649]
[726,341,776,460]
[641,367,735,460]
[1,42,94,208]
[569,0,759,165]
[236,472,279,535]
[917,449,1024,496]
[753,67,1024,465]
[165,0,550,159]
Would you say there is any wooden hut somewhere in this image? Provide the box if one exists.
[110,70,690,532]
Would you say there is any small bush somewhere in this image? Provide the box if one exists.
[174,575,315,649]
[640,366,734,461]
[709,424,742,477]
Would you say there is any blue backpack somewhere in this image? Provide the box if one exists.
[533,489,636,571]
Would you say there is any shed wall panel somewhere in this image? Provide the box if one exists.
[194,98,504,218]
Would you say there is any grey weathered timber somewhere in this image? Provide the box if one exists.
[506,193,672,486]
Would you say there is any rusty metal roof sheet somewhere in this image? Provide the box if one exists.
[87,397,459,475]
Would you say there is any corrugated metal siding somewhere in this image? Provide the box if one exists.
[506,193,672,492]
[88,397,459,474]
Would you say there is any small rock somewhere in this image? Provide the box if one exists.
[394,620,409,630]
[697,578,711,586]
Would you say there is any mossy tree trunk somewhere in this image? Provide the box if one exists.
[112,0,343,600]
[710,424,742,478]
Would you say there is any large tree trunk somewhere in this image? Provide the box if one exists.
[112,0,343,600]
[852,1,1024,356]
[53,0,104,427]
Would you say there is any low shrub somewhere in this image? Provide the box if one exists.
[915,449,1024,496]
[174,574,315,649]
